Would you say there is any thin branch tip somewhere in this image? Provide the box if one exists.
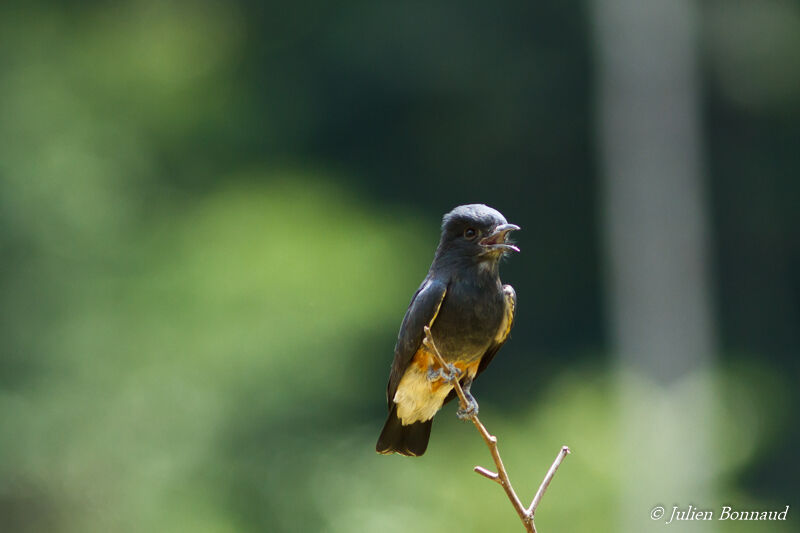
[527,445,571,518]
[422,327,570,533]
[474,466,500,481]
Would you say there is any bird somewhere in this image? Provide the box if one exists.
[376,204,519,457]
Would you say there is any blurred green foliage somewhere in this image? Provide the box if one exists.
[1,175,430,531]
[0,0,797,532]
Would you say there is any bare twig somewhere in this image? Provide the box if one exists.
[528,446,571,516]
[474,466,499,480]
[423,326,570,533]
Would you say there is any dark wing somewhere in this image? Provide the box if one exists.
[386,278,448,409]
[444,284,516,405]
[476,284,516,378]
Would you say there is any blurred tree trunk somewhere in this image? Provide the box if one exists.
[592,0,718,531]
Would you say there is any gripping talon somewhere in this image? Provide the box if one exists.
[426,363,461,383]
[426,367,440,382]
[443,363,460,383]
[457,392,479,420]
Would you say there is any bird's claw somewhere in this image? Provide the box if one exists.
[457,393,479,420]
[426,363,460,383]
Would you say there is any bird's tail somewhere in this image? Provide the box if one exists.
[376,405,432,457]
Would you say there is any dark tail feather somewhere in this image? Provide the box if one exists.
[376,406,432,457]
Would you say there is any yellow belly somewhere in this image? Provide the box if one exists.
[392,347,480,425]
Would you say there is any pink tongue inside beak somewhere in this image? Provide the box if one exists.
[480,223,520,251]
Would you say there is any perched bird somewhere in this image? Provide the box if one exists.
[376,204,519,456]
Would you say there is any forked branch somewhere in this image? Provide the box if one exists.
[423,326,570,533]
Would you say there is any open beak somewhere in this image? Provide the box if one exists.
[480,223,520,253]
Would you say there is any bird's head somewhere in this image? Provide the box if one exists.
[435,204,520,267]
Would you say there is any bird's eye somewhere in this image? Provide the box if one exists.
[464,228,477,240]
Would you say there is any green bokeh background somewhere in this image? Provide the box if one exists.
[1,1,797,532]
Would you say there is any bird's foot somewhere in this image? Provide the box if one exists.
[427,363,460,383]
[457,392,479,420]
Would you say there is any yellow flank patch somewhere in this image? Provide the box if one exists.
[393,363,451,424]
[429,286,446,325]
[494,286,515,343]
[393,347,480,425]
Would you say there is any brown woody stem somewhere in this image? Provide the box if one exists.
[422,326,570,533]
